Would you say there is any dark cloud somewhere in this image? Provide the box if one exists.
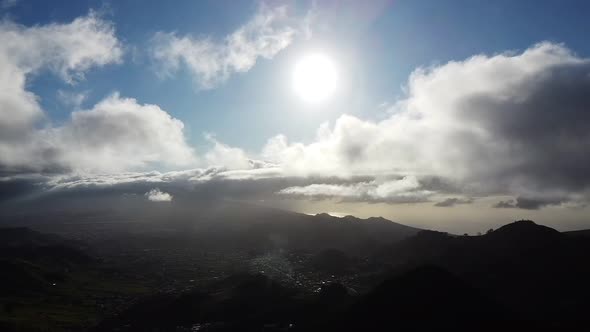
[434,198,473,207]
[458,62,590,192]
[493,197,565,210]
[0,169,376,213]
[0,176,45,203]
[493,200,516,209]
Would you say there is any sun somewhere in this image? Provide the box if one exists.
[292,53,338,103]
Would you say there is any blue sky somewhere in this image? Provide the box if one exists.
[8,0,590,151]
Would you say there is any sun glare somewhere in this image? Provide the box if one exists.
[292,53,338,103]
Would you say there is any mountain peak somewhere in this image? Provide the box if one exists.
[494,219,558,233]
[486,219,562,245]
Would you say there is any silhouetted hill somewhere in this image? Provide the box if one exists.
[0,227,63,247]
[0,227,93,266]
[1,199,422,255]
[0,227,94,297]
[310,248,355,274]
[564,228,590,238]
[0,227,152,332]
[376,220,590,328]
[94,273,301,332]
[190,205,421,254]
[485,219,562,248]
[340,265,519,331]
[5,218,590,331]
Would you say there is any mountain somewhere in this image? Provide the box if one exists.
[485,219,562,248]
[340,265,520,331]
[93,273,301,332]
[564,228,590,238]
[376,220,590,327]
[2,199,422,255]
[4,218,590,331]
[0,227,94,297]
[0,227,64,247]
[95,266,524,332]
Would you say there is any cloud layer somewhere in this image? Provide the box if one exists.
[151,4,300,89]
[278,176,434,203]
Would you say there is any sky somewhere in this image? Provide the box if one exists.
[1,0,590,233]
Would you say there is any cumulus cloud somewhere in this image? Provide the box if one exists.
[145,188,173,202]
[0,12,123,171]
[262,42,590,206]
[0,11,123,143]
[204,134,251,170]
[151,4,301,89]
[1,91,197,174]
[45,93,197,173]
[0,14,200,174]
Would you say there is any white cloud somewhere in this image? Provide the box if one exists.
[145,188,173,202]
[57,90,88,109]
[0,13,201,174]
[44,165,283,190]
[0,12,123,171]
[0,12,122,82]
[151,4,300,89]
[204,134,251,170]
[44,93,197,173]
[1,91,198,174]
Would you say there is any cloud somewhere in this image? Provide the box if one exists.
[42,41,585,208]
[0,12,124,172]
[0,11,122,82]
[493,197,566,210]
[151,4,301,89]
[145,188,173,202]
[204,134,251,170]
[262,42,590,206]
[278,176,434,203]
[44,93,197,173]
[434,197,473,207]
[0,14,200,174]
[3,35,590,211]
[1,91,197,174]
[57,90,88,109]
